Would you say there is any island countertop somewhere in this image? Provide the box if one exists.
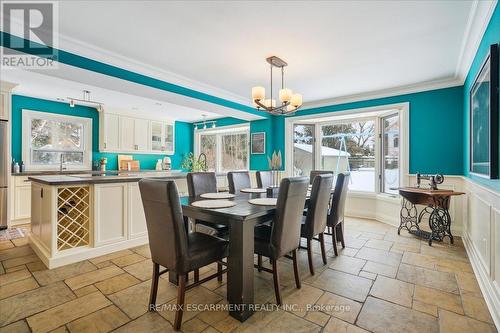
[28,171,226,185]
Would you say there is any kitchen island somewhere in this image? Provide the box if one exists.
[28,171,228,268]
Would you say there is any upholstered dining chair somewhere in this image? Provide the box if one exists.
[227,171,251,194]
[186,172,229,238]
[256,170,273,188]
[326,173,350,256]
[300,174,334,275]
[139,179,228,331]
[309,170,333,184]
[253,176,309,305]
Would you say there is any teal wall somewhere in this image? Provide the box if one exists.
[272,86,465,175]
[11,95,193,170]
[463,3,500,191]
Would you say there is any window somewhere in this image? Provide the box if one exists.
[321,120,376,192]
[195,125,249,172]
[381,113,400,194]
[287,105,406,195]
[22,110,92,170]
[293,124,315,176]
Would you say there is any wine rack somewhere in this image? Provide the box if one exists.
[57,186,91,250]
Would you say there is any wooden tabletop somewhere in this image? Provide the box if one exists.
[395,187,465,196]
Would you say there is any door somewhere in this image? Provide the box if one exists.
[103,114,119,151]
[120,117,136,151]
[134,119,150,151]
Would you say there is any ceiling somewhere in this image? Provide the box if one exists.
[54,0,480,105]
[1,0,496,117]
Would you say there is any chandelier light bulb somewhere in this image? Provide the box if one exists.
[252,86,265,101]
[279,88,292,103]
[291,93,303,107]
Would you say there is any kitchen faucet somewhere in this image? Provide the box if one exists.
[197,153,208,172]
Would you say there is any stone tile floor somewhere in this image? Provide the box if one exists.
[0,218,497,333]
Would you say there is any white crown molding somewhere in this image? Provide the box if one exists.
[55,32,251,107]
[455,0,498,82]
[3,1,496,113]
[301,77,463,110]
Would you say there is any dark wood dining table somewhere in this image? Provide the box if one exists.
[178,192,275,322]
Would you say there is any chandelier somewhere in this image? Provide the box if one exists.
[251,56,302,115]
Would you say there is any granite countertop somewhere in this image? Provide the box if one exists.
[12,169,181,176]
[28,171,228,185]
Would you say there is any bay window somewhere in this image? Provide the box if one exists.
[288,104,407,195]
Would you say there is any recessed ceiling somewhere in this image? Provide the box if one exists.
[53,0,476,106]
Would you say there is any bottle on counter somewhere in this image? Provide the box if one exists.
[11,158,15,173]
[19,161,25,173]
[13,162,20,174]
[155,159,162,171]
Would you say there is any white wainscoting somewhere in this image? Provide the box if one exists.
[461,178,500,329]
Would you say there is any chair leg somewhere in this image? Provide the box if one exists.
[194,269,199,283]
[257,255,262,272]
[338,222,346,248]
[292,249,301,289]
[174,274,186,331]
[319,233,327,265]
[306,238,315,275]
[271,259,282,305]
[332,227,339,256]
[149,262,160,311]
[217,262,223,282]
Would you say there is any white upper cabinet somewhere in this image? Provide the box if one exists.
[134,118,150,151]
[119,116,136,151]
[100,112,174,155]
[101,113,120,151]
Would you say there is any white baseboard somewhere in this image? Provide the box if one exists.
[463,231,500,329]
[29,234,149,269]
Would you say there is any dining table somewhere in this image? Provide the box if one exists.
[177,192,275,322]
[174,185,334,322]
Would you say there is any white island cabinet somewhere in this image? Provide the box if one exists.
[28,174,187,268]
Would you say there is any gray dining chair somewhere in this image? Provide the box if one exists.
[256,170,273,188]
[326,173,350,256]
[227,171,251,194]
[300,174,333,274]
[253,176,309,304]
[139,179,228,331]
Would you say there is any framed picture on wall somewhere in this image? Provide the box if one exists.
[251,132,266,154]
[470,43,499,179]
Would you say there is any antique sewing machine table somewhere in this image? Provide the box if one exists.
[396,187,465,246]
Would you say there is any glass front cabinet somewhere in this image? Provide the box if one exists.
[151,121,175,154]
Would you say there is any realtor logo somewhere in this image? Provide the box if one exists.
[1,1,59,68]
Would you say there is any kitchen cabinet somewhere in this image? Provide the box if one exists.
[100,112,174,154]
[119,116,136,151]
[10,176,31,225]
[94,183,127,246]
[134,118,150,151]
[127,182,147,239]
[101,113,120,151]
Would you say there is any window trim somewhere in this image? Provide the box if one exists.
[194,124,250,172]
[285,102,409,196]
[22,110,93,171]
